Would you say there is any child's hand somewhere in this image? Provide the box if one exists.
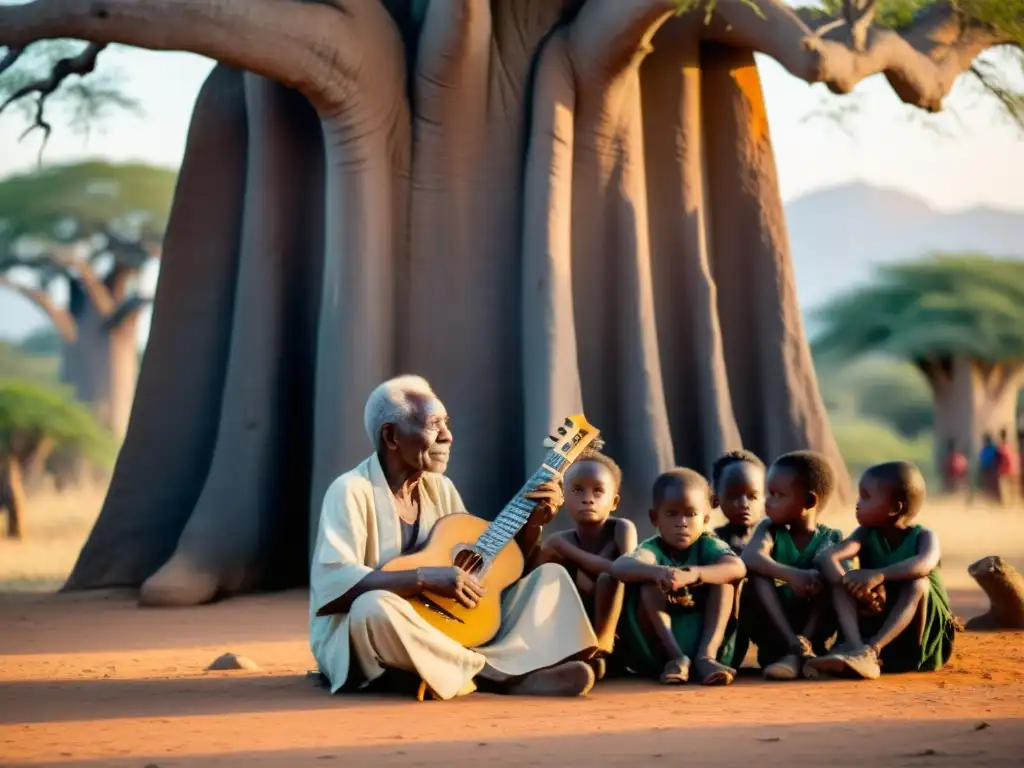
[789,569,821,598]
[660,566,698,593]
[843,569,884,600]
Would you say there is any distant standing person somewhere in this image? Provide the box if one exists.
[978,434,999,504]
[942,440,968,496]
[996,429,1020,506]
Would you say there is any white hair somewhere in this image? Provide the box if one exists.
[364,375,437,451]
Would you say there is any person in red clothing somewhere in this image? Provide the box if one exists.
[996,429,1020,506]
[942,440,968,496]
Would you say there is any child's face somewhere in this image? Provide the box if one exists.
[564,460,619,525]
[856,473,898,527]
[765,466,812,525]
[716,462,765,528]
[649,482,710,550]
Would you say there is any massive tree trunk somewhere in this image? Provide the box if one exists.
[1,0,1006,605]
[1,455,26,539]
[922,356,1024,471]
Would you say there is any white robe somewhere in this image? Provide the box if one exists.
[309,454,598,699]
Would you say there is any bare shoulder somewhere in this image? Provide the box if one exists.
[612,517,638,537]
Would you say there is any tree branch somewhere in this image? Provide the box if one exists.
[103,294,151,330]
[569,0,677,83]
[701,0,1013,112]
[46,243,117,317]
[0,41,107,152]
[0,0,359,113]
[0,277,78,343]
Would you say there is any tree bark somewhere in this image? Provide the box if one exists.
[0,0,1000,602]
[967,556,1024,630]
[2,455,26,539]
[924,356,1024,473]
[20,435,56,492]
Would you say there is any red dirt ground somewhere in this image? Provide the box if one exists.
[1,588,1023,767]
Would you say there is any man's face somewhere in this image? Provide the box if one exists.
[390,395,453,474]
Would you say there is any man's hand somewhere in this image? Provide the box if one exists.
[659,566,699,594]
[843,568,884,600]
[524,479,564,526]
[789,568,822,598]
[419,566,486,609]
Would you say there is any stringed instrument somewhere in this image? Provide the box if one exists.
[382,414,601,648]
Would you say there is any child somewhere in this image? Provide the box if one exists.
[741,450,843,680]
[710,450,766,669]
[541,451,638,668]
[611,468,747,686]
[806,461,956,680]
[711,450,766,554]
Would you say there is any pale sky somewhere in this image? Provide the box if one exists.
[1,41,1023,339]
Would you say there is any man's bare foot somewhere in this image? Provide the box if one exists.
[504,661,596,697]
[694,656,735,686]
[659,656,690,685]
[589,656,607,682]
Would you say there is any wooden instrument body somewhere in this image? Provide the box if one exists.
[381,514,525,648]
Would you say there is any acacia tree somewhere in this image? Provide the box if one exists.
[0,163,171,437]
[813,255,1024,471]
[0,379,112,539]
[0,0,1017,606]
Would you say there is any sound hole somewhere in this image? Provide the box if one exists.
[453,547,486,576]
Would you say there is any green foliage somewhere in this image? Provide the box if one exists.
[813,254,1024,366]
[830,415,935,484]
[0,40,140,154]
[817,355,934,438]
[0,380,114,466]
[0,341,60,386]
[0,161,177,240]
[18,328,64,357]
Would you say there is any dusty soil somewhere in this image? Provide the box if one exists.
[1,588,1023,767]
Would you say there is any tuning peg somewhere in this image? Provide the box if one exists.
[564,417,574,428]
[543,436,557,449]
[557,426,567,436]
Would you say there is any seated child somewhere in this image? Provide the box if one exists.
[741,450,843,680]
[806,461,956,680]
[611,468,747,686]
[712,450,766,554]
[710,450,766,668]
[540,451,637,670]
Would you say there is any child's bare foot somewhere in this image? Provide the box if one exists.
[695,655,735,686]
[659,656,690,684]
[805,645,881,680]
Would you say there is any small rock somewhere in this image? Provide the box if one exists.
[759,737,782,743]
[976,722,991,731]
[206,653,260,671]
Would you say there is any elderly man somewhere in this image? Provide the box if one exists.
[310,375,599,699]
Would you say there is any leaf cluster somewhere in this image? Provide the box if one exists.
[0,379,115,465]
[812,254,1024,365]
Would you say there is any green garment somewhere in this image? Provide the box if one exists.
[856,525,955,673]
[619,533,738,677]
[745,524,843,667]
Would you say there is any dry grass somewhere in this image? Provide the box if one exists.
[2,480,1023,594]
[0,481,106,592]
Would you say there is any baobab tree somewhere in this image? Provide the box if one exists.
[0,0,1018,606]
[0,162,171,437]
[814,254,1024,476]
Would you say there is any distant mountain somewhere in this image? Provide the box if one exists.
[786,182,1024,317]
